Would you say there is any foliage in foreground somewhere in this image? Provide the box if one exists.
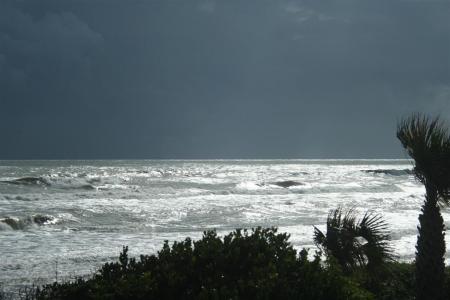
[36,228,373,300]
[314,208,394,275]
[34,227,450,300]
[397,114,450,300]
[314,208,397,295]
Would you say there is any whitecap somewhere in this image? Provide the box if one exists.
[235,181,265,191]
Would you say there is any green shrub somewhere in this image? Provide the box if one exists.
[36,228,373,300]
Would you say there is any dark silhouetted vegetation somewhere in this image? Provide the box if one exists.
[313,208,394,275]
[36,228,375,300]
[397,114,450,300]
[313,208,396,295]
[31,226,450,300]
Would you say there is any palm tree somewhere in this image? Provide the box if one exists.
[397,114,450,300]
[313,207,394,274]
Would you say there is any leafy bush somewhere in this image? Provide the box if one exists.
[36,228,372,300]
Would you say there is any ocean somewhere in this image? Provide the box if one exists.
[0,159,447,291]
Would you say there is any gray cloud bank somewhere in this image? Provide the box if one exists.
[0,0,449,159]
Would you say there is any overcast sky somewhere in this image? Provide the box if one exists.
[0,0,449,159]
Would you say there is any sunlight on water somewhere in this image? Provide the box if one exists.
[1,159,447,289]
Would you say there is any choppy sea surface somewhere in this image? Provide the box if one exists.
[1,159,448,291]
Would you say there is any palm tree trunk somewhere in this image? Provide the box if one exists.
[415,184,446,300]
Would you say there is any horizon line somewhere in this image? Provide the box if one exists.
[0,158,410,161]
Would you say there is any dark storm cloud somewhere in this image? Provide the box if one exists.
[0,2,102,91]
[0,0,449,158]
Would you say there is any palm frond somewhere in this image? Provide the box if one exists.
[313,207,394,273]
[357,211,395,268]
[397,113,450,204]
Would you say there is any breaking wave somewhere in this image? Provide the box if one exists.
[271,180,304,188]
[2,177,50,186]
[236,180,304,190]
[1,176,100,191]
[0,214,58,230]
[363,169,413,176]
